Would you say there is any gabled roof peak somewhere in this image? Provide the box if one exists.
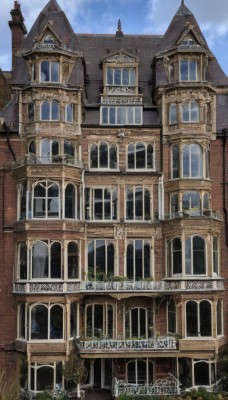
[176,2,193,16]
[42,0,63,13]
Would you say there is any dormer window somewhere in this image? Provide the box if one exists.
[180,59,197,81]
[43,35,55,45]
[40,61,59,83]
[107,68,136,86]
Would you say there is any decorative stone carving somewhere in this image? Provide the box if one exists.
[106,87,136,95]
[105,53,136,63]
[102,96,141,104]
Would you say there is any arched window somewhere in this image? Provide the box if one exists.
[90,141,117,169]
[172,145,179,178]
[33,181,60,218]
[41,100,59,121]
[194,360,215,387]
[40,139,59,163]
[86,304,113,338]
[126,186,151,221]
[29,141,36,155]
[88,240,115,280]
[64,140,75,164]
[186,300,211,337]
[182,191,200,215]
[183,144,202,178]
[125,308,153,339]
[30,362,63,393]
[65,184,76,219]
[127,359,153,385]
[68,242,79,279]
[66,104,73,123]
[167,238,182,276]
[127,142,154,170]
[168,300,176,334]
[40,61,59,82]
[185,236,205,275]
[182,101,199,122]
[127,240,151,280]
[169,104,177,124]
[30,304,63,340]
[31,240,62,279]
[18,242,27,279]
[171,194,178,214]
[85,187,117,221]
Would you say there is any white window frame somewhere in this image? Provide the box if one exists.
[125,239,152,281]
[30,240,62,280]
[127,142,154,171]
[185,300,212,338]
[65,103,74,123]
[85,303,114,338]
[39,61,59,83]
[106,67,136,86]
[180,59,197,81]
[182,101,199,123]
[29,303,64,342]
[29,362,64,393]
[40,100,60,121]
[32,180,60,219]
[100,106,142,125]
[89,141,118,170]
[125,307,154,339]
[85,187,118,221]
[126,359,154,385]
[125,186,152,222]
[87,239,116,279]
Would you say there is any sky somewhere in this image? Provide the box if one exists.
[0,0,228,76]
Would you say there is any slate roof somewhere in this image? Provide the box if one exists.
[0,95,19,131]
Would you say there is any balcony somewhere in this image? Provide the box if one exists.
[164,210,223,222]
[13,278,224,294]
[78,336,177,353]
[13,154,83,169]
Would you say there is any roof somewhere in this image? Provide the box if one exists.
[0,94,19,131]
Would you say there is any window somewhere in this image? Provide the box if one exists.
[41,100,59,121]
[182,101,199,122]
[66,104,73,123]
[127,142,154,170]
[67,241,79,279]
[183,144,202,178]
[86,303,113,338]
[33,181,60,218]
[18,303,26,339]
[185,236,205,275]
[39,139,59,163]
[169,63,175,82]
[171,194,178,214]
[70,301,78,337]
[101,106,142,125]
[167,238,182,276]
[125,308,153,339]
[126,240,151,280]
[18,242,27,279]
[127,359,153,385]
[29,141,36,155]
[64,140,75,164]
[30,304,63,340]
[180,60,197,81]
[65,184,76,219]
[88,240,115,280]
[168,300,176,334]
[203,193,209,210]
[29,362,63,392]
[194,360,215,387]
[85,187,117,221]
[182,191,200,215]
[28,102,35,122]
[19,182,27,220]
[172,145,179,179]
[126,187,151,221]
[167,236,206,276]
[90,141,117,169]
[186,300,211,337]
[169,104,177,124]
[31,240,62,279]
[217,300,222,336]
[213,237,219,275]
[107,68,136,86]
[40,61,59,82]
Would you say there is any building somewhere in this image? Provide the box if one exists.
[0,0,228,397]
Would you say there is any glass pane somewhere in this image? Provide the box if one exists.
[94,189,103,220]
[19,304,25,338]
[68,242,78,279]
[190,61,197,80]
[94,304,103,337]
[31,305,48,339]
[41,139,50,163]
[127,244,134,279]
[123,68,129,85]
[126,188,133,219]
[193,236,205,274]
[170,104,177,124]
[110,108,115,124]
[51,101,59,120]
[90,144,98,168]
[65,184,75,219]
[110,144,117,168]
[64,140,74,157]
[217,300,222,335]
[173,145,179,178]
[100,141,108,168]
[37,366,53,391]
[70,302,77,337]
[130,69,136,85]
[136,142,145,169]
[185,237,191,274]
[107,69,113,85]
[180,60,188,81]
[102,108,108,124]
[114,69,121,85]
[117,108,126,124]
[51,62,59,82]
[96,240,106,277]
[41,101,50,120]
[87,306,92,336]
[182,103,189,122]
[50,242,61,278]
[19,243,27,279]
[131,309,138,337]
[107,243,114,276]
[128,144,135,169]
[107,305,113,337]
[194,362,209,386]
[88,242,94,280]
[168,300,176,333]
[139,309,146,337]
[147,144,153,169]
[20,183,27,220]
[135,107,141,124]
[137,361,146,384]
[104,188,111,220]
[50,305,63,339]
[66,104,73,122]
[200,301,211,336]
[183,146,190,177]
[52,141,59,157]
[135,240,143,279]
[41,61,49,81]
[186,301,198,336]
[128,107,134,124]
[191,101,199,121]
[135,187,143,219]
[173,238,182,274]
[32,241,48,278]
[128,361,136,384]
[191,144,202,177]
[144,190,150,220]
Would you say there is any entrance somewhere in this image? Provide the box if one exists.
[91,359,113,388]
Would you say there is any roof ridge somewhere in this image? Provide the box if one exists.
[42,0,63,13]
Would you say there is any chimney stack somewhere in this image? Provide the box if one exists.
[8,1,27,70]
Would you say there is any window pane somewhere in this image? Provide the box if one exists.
[186,301,198,336]
[191,101,199,121]
[147,144,153,169]
[189,61,197,80]
[185,237,191,274]
[123,68,129,85]
[102,108,108,124]
[128,144,135,169]
[182,103,189,122]
[128,361,136,384]
[37,366,54,391]
[136,142,145,169]
[114,69,121,85]
[110,108,115,124]
[66,104,73,122]
[135,187,143,219]
[110,144,117,168]
[50,305,63,339]
[100,142,108,168]
[107,243,114,276]
[180,60,188,81]
[172,145,179,178]
[96,240,106,276]
[94,189,103,220]
[200,301,211,336]
[117,108,126,124]
[126,188,133,219]
[170,104,177,124]
[194,362,209,386]
[104,188,111,220]
[193,236,205,274]
[68,242,79,279]
[173,238,182,274]
[19,243,27,279]
[32,241,48,278]
[135,240,143,279]
[19,304,25,338]
[107,69,113,85]
[50,242,61,279]
[51,62,59,82]
[183,146,190,177]
[70,302,77,337]
[217,300,222,335]
[144,243,150,278]
[41,102,50,120]
[168,300,176,333]
[94,305,103,337]
[41,61,49,81]
[128,107,134,124]
[51,101,59,120]
[90,144,98,168]
[65,184,75,219]
[135,107,141,124]
[130,69,136,85]
[31,305,48,339]
[127,244,134,279]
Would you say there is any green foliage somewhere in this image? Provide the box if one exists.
[0,370,19,400]
[62,339,87,386]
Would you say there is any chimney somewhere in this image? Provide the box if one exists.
[8,1,27,70]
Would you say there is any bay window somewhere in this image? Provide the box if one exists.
[40,61,59,82]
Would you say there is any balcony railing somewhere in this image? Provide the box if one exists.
[78,336,177,352]
[164,210,223,222]
[113,375,182,397]
[13,154,83,169]
[13,279,224,294]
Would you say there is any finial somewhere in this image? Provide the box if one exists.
[181,0,184,4]
[116,18,123,37]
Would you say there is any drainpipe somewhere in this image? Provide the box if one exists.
[222,128,228,247]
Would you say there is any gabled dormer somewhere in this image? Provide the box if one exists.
[33,24,63,51]
[102,50,140,96]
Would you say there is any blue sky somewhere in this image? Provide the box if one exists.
[1,0,228,76]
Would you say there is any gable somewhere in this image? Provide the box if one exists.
[103,51,139,64]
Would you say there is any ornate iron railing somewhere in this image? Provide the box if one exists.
[164,210,223,222]
[13,154,83,169]
[78,336,177,351]
[13,279,224,294]
[113,374,182,397]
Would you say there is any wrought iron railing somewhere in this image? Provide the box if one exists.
[164,210,223,221]
[13,279,224,294]
[113,374,182,397]
[13,154,83,169]
[78,336,177,351]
